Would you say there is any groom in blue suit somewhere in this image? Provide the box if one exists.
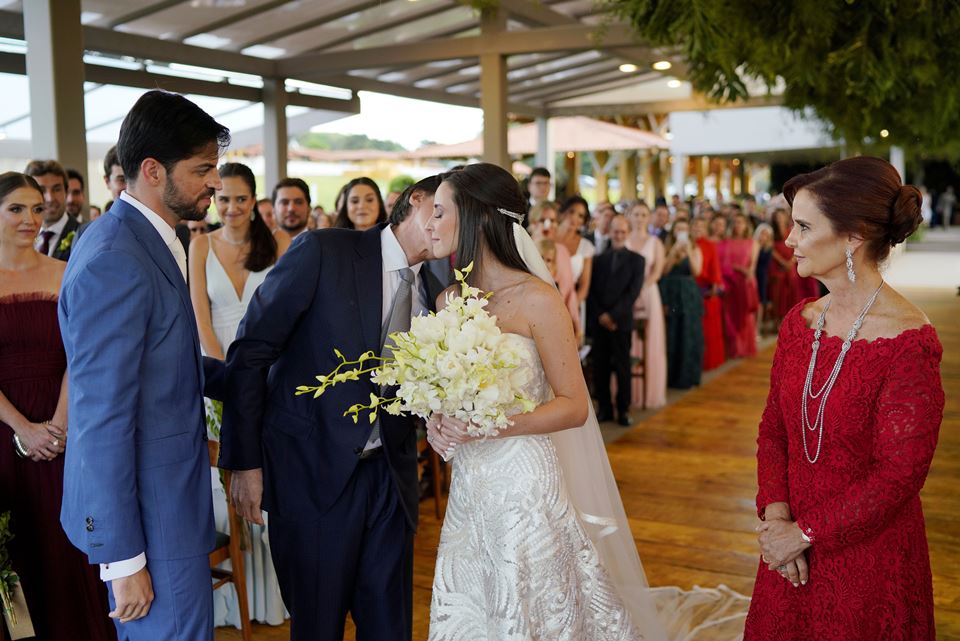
[59,90,229,640]
[220,175,445,641]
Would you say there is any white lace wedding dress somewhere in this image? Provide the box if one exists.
[429,333,647,641]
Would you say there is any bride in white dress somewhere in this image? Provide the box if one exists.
[188,162,290,630]
[423,164,750,641]
[423,164,666,641]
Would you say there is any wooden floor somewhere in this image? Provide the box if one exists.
[217,286,960,641]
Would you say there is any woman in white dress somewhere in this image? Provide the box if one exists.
[423,164,666,641]
[188,162,291,630]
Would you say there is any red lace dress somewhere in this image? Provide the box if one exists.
[745,301,944,641]
[0,294,116,641]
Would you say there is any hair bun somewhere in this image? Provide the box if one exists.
[888,185,922,246]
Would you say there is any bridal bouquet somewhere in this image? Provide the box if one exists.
[297,263,536,438]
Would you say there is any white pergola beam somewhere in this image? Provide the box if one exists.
[0,9,275,77]
[277,23,641,77]
[320,73,544,118]
[545,94,784,117]
[0,51,359,113]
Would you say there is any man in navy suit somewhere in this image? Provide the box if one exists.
[59,90,228,640]
[221,174,444,641]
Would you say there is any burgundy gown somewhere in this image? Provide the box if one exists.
[0,293,115,641]
[745,301,944,640]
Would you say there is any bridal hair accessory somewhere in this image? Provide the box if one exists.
[845,246,856,283]
[497,207,524,223]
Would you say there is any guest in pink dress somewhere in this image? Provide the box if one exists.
[625,202,667,408]
[530,202,580,337]
[718,213,759,357]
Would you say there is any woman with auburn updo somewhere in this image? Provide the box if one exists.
[333,176,387,231]
[745,156,944,641]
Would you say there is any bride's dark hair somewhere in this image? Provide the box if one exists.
[441,163,530,280]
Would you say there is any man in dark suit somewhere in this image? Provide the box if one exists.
[221,174,445,641]
[25,159,80,261]
[587,214,645,426]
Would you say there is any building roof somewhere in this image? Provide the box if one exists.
[0,0,714,118]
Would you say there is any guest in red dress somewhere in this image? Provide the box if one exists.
[768,208,802,324]
[692,216,725,370]
[746,157,943,641]
[0,172,116,641]
[718,213,759,358]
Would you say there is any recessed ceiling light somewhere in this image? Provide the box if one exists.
[667,79,682,88]
[619,63,638,73]
[653,60,672,71]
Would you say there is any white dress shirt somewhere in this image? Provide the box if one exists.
[35,212,69,256]
[99,192,185,582]
[364,225,425,450]
[120,191,187,280]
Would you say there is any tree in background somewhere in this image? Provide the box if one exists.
[603,0,960,155]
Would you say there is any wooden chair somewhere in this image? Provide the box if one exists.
[207,441,252,641]
[630,317,647,410]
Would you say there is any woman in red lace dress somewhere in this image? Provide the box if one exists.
[745,157,944,641]
[0,172,115,641]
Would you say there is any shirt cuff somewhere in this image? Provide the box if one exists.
[100,553,147,581]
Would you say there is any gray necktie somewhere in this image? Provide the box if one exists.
[368,268,414,447]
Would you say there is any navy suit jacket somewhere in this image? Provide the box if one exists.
[220,225,422,529]
[59,199,221,563]
[586,248,645,334]
[51,215,80,261]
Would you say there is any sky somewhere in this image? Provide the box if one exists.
[308,91,484,150]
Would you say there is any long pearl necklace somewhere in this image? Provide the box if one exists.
[801,281,885,464]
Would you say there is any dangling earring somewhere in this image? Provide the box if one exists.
[845,246,856,283]
[250,210,256,222]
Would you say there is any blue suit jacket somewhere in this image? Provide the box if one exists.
[220,225,422,529]
[59,199,221,563]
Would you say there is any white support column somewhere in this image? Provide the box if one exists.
[535,116,556,196]
[263,78,288,194]
[671,152,686,199]
[890,146,905,182]
[480,8,509,170]
[24,0,87,172]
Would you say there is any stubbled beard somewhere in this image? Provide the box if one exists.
[281,217,306,233]
[164,182,212,222]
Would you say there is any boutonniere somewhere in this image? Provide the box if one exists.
[57,231,76,253]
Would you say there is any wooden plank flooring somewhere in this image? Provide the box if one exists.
[216,286,960,641]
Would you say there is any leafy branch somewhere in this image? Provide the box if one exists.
[0,511,20,625]
[603,0,960,155]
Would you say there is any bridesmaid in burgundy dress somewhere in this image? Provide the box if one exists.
[0,172,115,641]
[746,157,944,640]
